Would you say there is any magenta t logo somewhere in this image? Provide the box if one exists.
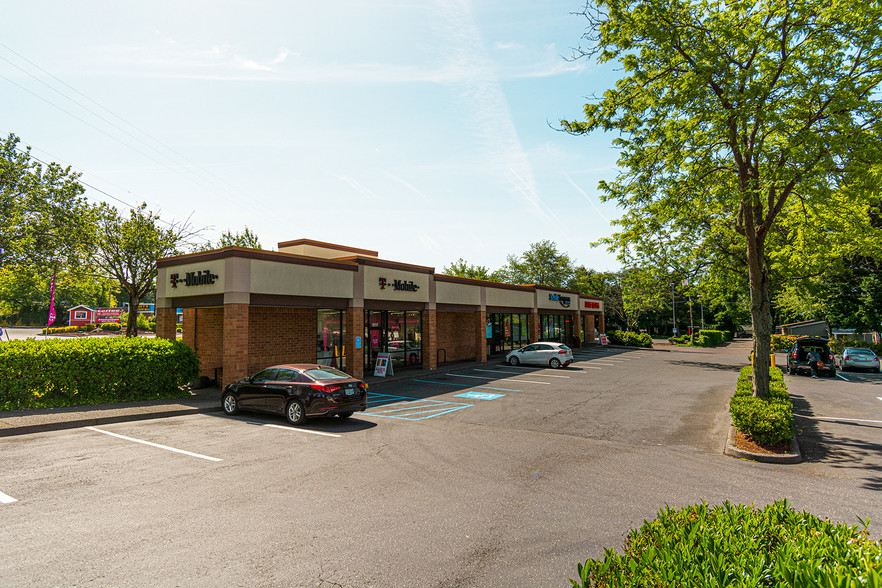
[378,277,387,289]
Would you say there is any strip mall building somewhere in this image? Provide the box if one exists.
[154,239,605,386]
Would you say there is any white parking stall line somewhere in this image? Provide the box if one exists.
[796,415,882,425]
[474,369,571,379]
[575,366,602,370]
[85,427,222,462]
[878,397,882,403]
[447,373,550,385]
[587,362,617,366]
[247,422,341,437]
[0,490,17,504]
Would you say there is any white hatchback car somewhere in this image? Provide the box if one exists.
[505,342,574,368]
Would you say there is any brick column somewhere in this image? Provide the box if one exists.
[530,311,540,342]
[585,314,596,343]
[155,307,176,341]
[222,304,249,388]
[422,309,437,370]
[475,311,487,362]
[599,313,606,334]
[572,312,581,346]
[344,307,364,379]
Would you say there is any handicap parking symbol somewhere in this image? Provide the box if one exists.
[454,391,505,400]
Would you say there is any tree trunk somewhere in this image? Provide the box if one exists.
[746,235,772,399]
[126,293,140,338]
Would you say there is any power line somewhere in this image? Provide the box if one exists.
[0,42,295,234]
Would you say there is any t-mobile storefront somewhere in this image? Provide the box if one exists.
[153,239,605,386]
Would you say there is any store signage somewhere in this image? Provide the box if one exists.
[549,293,571,308]
[378,277,420,292]
[169,269,219,288]
[600,334,609,346]
[96,308,122,324]
[138,303,155,313]
[374,352,394,377]
[584,300,600,309]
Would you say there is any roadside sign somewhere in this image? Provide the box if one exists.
[96,308,122,324]
[600,334,609,346]
[373,352,393,377]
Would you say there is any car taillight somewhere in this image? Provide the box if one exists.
[843,354,849,360]
[791,351,797,359]
[311,384,341,393]
[558,350,567,354]
[358,382,368,391]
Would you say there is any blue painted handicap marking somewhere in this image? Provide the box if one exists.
[454,391,505,400]
[364,393,473,420]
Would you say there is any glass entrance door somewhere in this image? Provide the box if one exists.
[364,310,422,371]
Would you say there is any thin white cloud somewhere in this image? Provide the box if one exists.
[379,169,430,200]
[336,174,378,201]
[564,171,611,224]
[494,41,521,50]
[419,233,443,256]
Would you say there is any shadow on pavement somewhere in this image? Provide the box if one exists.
[792,393,882,492]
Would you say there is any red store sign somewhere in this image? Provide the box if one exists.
[583,301,600,309]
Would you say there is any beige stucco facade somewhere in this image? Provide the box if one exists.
[155,240,605,384]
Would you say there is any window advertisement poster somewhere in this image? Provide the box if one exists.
[96,308,122,324]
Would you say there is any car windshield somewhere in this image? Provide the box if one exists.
[304,367,351,380]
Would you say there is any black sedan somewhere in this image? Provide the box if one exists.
[221,364,368,425]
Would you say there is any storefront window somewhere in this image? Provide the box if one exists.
[364,310,422,371]
[540,314,572,344]
[487,313,529,355]
[317,309,346,371]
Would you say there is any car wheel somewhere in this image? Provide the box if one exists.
[338,411,354,419]
[285,399,307,426]
[549,357,561,369]
[222,392,239,415]
[509,356,520,366]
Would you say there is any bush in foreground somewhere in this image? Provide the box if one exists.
[606,330,653,348]
[571,500,882,587]
[729,366,793,445]
[0,338,199,410]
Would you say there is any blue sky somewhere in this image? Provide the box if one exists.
[2,0,624,273]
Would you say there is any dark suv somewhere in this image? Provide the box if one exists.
[786,336,835,377]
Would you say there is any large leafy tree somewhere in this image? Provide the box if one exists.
[495,240,576,288]
[216,226,262,249]
[94,203,195,337]
[563,0,882,397]
[442,258,492,280]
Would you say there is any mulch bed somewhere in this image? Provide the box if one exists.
[734,430,793,455]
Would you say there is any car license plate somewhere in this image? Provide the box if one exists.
[345,387,356,396]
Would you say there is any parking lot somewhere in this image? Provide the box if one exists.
[1,342,880,586]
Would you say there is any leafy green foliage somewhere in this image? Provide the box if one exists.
[571,500,882,587]
[215,226,262,249]
[771,334,797,352]
[730,366,792,445]
[442,258,492,280]
[494,240,575,287]
[606,330,653,348]
[0,338,199,409]
[563,0,882,399]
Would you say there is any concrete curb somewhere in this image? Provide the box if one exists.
[724,424,802,464]
[0,406,224,437]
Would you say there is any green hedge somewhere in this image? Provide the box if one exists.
[0,338,199,410]
[669,330,734,347]
[571,500,882,587]
[829,337,882,356]
[729,366,793,445]
[771,334,797,351]
[606,330,653,348]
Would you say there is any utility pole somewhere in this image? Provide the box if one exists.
[671,283,676,336]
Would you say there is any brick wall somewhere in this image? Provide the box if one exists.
[247,307,317,375]
[437,311,479,363]
[155,307,176,340]
[344,307,364,379]
[191,308,224,380]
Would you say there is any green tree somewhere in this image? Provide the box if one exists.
[563,0,882,397]
[568,267,626,328]
[0,133,95,271]
[216,227,262,249]
[495,240,575,287]
[94,203,195,337]
[442,258,492,280]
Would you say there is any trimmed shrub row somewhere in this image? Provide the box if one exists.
[0,338,199,410]
[571,500,882,587]
[829,337,882,356]
[606,330,653,348]
[771,334,797,351]
[669,330,734,347]
[729,366,793,445]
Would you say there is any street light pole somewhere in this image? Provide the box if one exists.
[671,283,676,336]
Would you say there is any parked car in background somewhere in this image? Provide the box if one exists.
[786,337,836,377]
[505,342,574,368]
[836,347,881,373]
[222,364,367,425]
